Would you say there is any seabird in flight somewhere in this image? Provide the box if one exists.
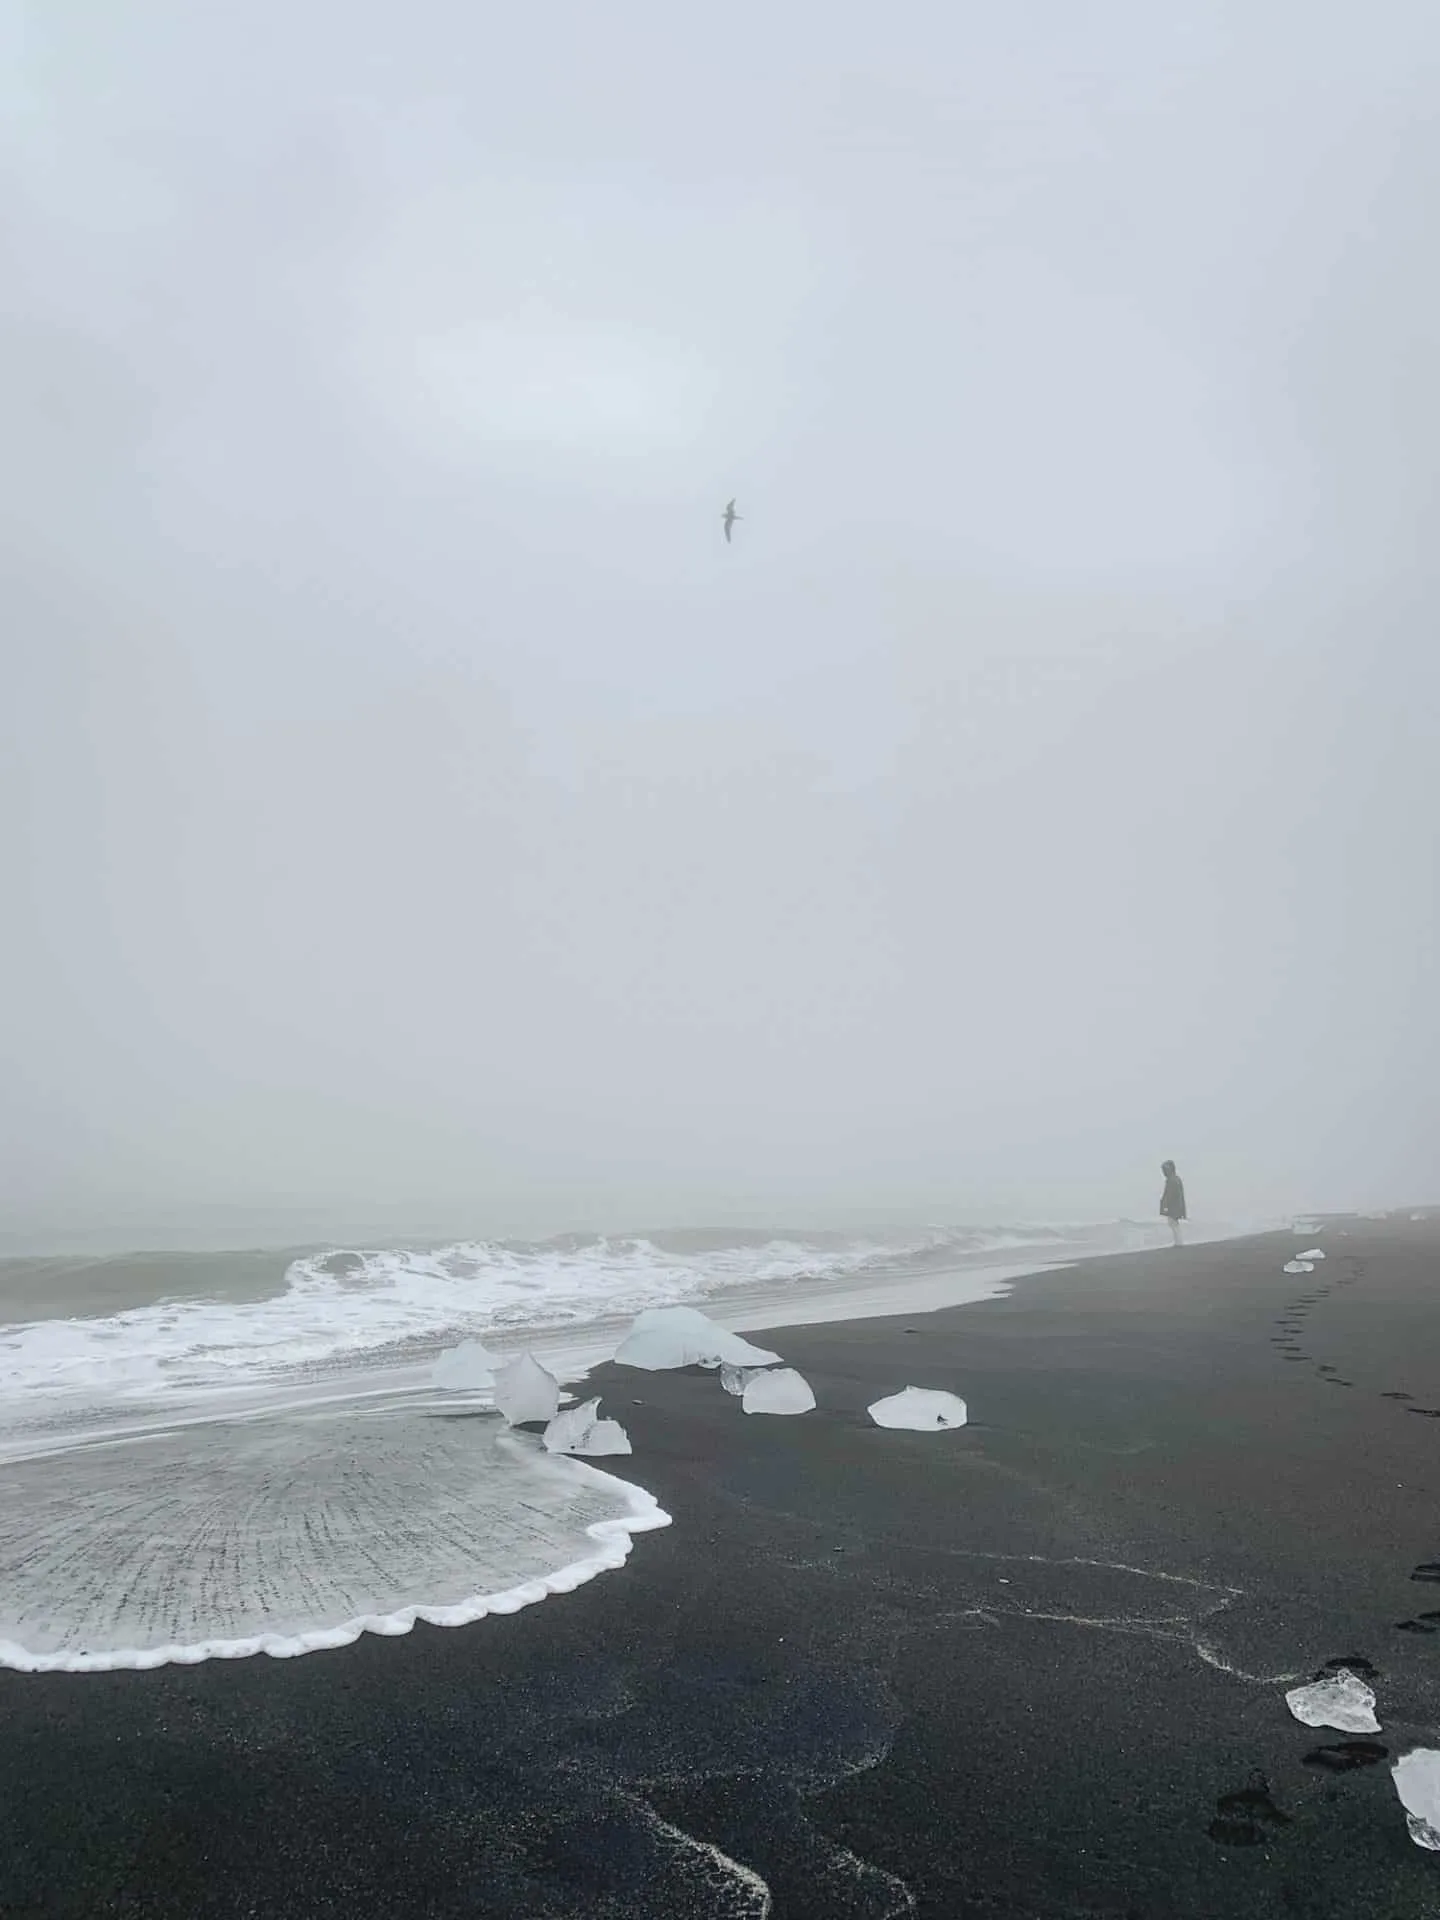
[722,498,741,543]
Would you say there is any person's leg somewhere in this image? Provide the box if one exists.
[1169,1216,1183,1247]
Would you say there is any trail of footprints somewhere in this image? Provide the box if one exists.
[1267,1254,1440,1417]
[1210,1249,1440,1845]
[1267,1254,1363,1390]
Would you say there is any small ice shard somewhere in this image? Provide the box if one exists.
[741,1368,816,1416]
[614,1307,782,1372]
[1393,1749,1440,1849]
[868,1387,969,1431]
[431,1339,502,1390]
[720,1363,768,1396]
[1284,1668,1381,1734]
[1297,1248,1326,1261]
[492,1352,561,1427]
[1283,1260,1315,1274]
[541,1398,632,1457]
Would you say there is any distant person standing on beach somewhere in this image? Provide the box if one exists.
[1160,1160,1187,1245]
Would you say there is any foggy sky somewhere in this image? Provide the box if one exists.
[3,0,1438,1244]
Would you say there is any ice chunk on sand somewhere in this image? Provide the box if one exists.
[720,1364,769,1396]
[1285,1668,1381,1734]
[614,1307,781,1372]
[868,1387,969,1431]
[431,1339,502,1391]
[1283,1260,1315,1274]
[1297,1248,1326,1261]
[542,1398,632,1458]
[741,1367,815,1416]
[492,1352,561,1426]
[1393,1749,1440,1849]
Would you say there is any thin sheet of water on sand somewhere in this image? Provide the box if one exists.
[0,1403,668,1672]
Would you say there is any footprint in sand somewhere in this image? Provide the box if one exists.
[1317,1654,1379,1679]
[1207,1773,1292,1848]
[1303,1740,1389,1772]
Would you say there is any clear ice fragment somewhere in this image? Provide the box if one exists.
[492,1352,561,1426]
[431,1339,502,1390]
[720,1364,767,1396]
[867,1387,969,1431]
[1283,1260,1314,1274]
[1297,1248,1326,1261]
[1284,1668,1381,1734]
[542,1398,632,1457]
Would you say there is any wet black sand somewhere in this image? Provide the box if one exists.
[4,1216,1440,1917]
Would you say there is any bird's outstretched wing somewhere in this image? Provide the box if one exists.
[723,521,732,543]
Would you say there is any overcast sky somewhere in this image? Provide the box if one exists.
[3,0,1437,1243]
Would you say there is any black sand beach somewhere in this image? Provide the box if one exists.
[4,1216,1440,1917]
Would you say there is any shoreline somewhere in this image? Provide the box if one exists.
[0,1222,1248,1462]
[5,1216,1439,1914]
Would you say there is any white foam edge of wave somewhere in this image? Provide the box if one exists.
[0,1466,671,1675]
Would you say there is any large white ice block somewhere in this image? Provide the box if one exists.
[614,1307,781,1372]
[1393,1749,1440,1850]
[741,1368,815,1416]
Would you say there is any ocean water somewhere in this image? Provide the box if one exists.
[0,1221,1162,1403]
[0,1219,1173,1672]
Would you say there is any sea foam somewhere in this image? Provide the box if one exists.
[0,1226,1089,1404]
[0,1407,668,1673]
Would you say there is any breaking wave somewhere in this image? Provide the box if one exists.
[0,1224,1099,1403]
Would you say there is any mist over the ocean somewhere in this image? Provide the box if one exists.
[3,0,1437,1248]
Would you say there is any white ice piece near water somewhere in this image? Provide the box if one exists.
[1297,1248,1326,1261]
[1284,1668,1381,1734]
[867,1387,969,1431]
[614,1306,782,1373]
[1393,1749,1440,1850]
[431,1339,502,1391]
[492,1352,561,1427]
[542,1398,632,1458]
[741,1367,815,1416]
[1283,1260,1315,1275]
